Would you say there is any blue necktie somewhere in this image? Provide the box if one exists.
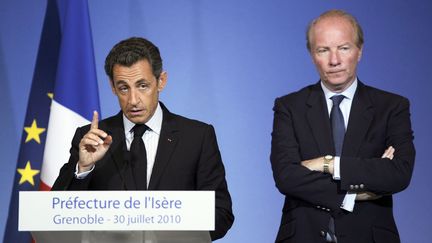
[327,95,345,243]
[330,95,346,156]
[130,124,149,190]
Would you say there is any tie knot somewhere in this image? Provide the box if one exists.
[331,95,345,106]
[132,124,149,138]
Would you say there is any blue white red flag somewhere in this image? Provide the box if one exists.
[3,0,99,241]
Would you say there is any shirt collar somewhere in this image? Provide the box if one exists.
[321,78,358,101]
[123,102,163,135]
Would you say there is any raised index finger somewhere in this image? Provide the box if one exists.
[91,110,99,129]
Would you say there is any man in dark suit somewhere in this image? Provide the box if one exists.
[270,10,415,243]
[52,37,234,241]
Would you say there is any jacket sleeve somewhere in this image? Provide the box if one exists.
[340,97,415,195]
[270,97,345,211]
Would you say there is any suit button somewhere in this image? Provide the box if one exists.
[360,184,365,189]
[354,185,359,190]
[350,185,354,190]
[320,230,326,237]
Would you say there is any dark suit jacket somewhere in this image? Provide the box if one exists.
[270,81,415,243]
[52,103,234,241]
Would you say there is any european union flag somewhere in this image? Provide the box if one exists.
[3,0,100,241]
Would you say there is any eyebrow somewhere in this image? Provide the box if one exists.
[338,42,352,47]
[114,80,128,86]
[315,42,352,49]
[135,79,149,84]
[114,79,149,85]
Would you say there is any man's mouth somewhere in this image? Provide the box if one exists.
[129,109,143,116]
[327,70,345,77]
[328,70,343,74]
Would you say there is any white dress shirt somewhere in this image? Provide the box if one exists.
[123,103,162,187]
[321,79,358,212]
[75,103,163,188]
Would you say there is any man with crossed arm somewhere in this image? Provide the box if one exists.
[270,9,415,243]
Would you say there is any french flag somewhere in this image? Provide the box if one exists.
[41,0,100,190]
[3,0,99,241]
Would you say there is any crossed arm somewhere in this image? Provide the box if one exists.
[271,95,415,209]
[301,146,395,201]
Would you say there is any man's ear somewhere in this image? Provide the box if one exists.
[358,45,363,61]
[157,71,168,92]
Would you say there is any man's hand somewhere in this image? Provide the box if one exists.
[301,156,334,175]
[355,191,381,201]
[381,146,395,160]
[78,111,112,172]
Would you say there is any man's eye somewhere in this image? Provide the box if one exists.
[340,46,350,51]
[317,49,327,54]
[118,86,128,92]
[138,84,148,89]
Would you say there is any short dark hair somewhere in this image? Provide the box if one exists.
[104,37,163,80]
[306,9,364,52]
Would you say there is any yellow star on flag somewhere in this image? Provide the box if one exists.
[24,119,46,144]
[17,161,40,186]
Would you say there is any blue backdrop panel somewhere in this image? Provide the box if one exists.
[1,0,431,242]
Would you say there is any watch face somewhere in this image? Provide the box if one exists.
[325,155,333,160]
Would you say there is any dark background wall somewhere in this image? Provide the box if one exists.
[1,0,431,242]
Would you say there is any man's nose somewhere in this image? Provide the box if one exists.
[128,89,140,105]
[329,51,341,66]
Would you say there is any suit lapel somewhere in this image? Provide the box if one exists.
[306,83,335,155]
[148,104,179,190]
[343,82,373,156]
[104,112,136,190]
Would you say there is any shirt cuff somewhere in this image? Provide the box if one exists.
[340,192,356,212]
[332,156,340,180]
[74,163,94,179]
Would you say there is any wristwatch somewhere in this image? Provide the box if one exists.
[323,155,333,174]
